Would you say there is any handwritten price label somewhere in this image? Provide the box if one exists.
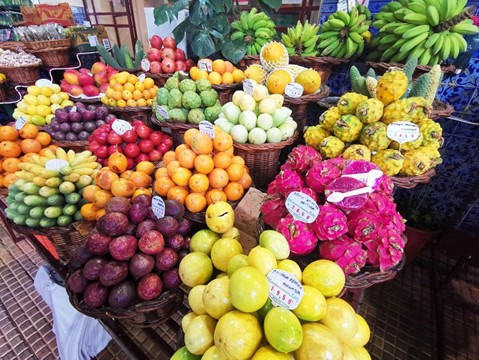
[138,73,146,82]
[285,83,304,98]
[198,60,213,72]
[157,106,169,119]
[387,122,420,144]
[15,117,26,130]
[243,79,255,96]
[151,196,165,219]
[141,59,151,72]
[45,159,69,171]
[112,119,133,135]
[199,121,215,139]
[267,269,304,310]
[285,191,319,223]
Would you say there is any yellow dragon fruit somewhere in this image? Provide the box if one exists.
[359,122,391,151]
[333,115,364,143]
[399,149,434,176]
[390,133,424,151]
[371,149,404,176]
[304,125,330,150]
[418,118,443,146]
[337,92,368,115]
[356,99,384,124]
[382,97,431,125]
[318,106,341,131]
[319,136,345,158]
[416,145,443,167]
[376,69,408,106]
[342,145,371,161]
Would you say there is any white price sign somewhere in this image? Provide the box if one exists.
[243,79,255,96]
[70,106,77,113]
[157,106,169,119]
[35,79,54,88]
[285,83,304,98]
[199,121,215,139]
[112,119,133,135]
[141,59,151,72]
[285,191,319,223]
[198,60,213,72]
[387,122,420,144]
[15,117,26,130]
[267,269,304,310]
[151,196,165,219]
[138,73,146,82]
[88,35,99,47]
[45,159,69,171]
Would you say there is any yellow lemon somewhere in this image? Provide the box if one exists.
[117,99,127,107]
[59,92,69,101]
[49,94,62,105]
[41,86,54,97]
[36,105,52,117]
[45,114,55,124]
[50,104,62,113]
[37,95,51,106]
[108,98,117,107]
[31,115,46,126]
[61,100,74,108]
[17,101,28,112]
[51,84,61,94]
[136,98,147,107]
[26,104,37,116]
[115,72,128,85]
[27,86,41,96]
[23,94,38,106]
[101,96,109,105]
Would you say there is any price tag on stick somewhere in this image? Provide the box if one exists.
[285,83,304,98]
[199,121,215,139]
[285,191,319,224]
[387,121,420,146]
[267,269,304,310]
[152,196,165,219]
[141,58,151,72]
[198,60,213,72]
[157,106,169,119]
[15,117,26,130]
[112,119,133,135]
[243,79,255,96]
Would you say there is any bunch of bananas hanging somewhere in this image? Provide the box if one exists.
[231,8,277,56]
[281,20,320,57]
[368,0,479,66]
[317,7,370,59]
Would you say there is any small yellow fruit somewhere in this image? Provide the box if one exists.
[266,69,293,95]
[295,69,322,95]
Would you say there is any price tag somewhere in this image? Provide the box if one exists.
[15,116,26,130]
[88,35,99,47]
[138,73,146,82]
[151,196,165,219]
[198,60,213,72]
[243,79,255,96]
[35,79,54,88]
[112,119,133,135]
[141,58,151,72]
[285,191,319,223]
[45,159,69,171]
[386,122,420,144]
[70,106,77,113]
[267,269,304,310]
[199,121,215,139]
[285,83,304,98]
[157,106,169,119]
[102,39,111,50]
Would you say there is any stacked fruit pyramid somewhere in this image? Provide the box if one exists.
[367,0,479,65]
[304,58,444,177]
[189,59,245,86]
[172,202,372,359]
[101,72,158,108]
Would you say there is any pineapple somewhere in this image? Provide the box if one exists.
[319,136,345,159]
[356,99,384,124]
[371,149,404,176]
[399,150,433,176]
[319,107,341,131]
[390,133,424,151]
[337,92,368,115]
[342,145,372,161]
[418,118,443,146]
[376,69,408,106]
[304,125,330,150]
[359,122,391,151]
[381,97,431,125]
[333,115,364,143]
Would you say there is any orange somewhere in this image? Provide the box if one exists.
[172,167,192,186]
[82,185,101,202]
[212,59,226,75]
[18,124,38,139]
[3,173,17,188]
[194,154,215,174]
[155,167,168,180]
[225,61,234,73]
[175,143,191,158]
[213,132,233,152]
[166,160,181,178]
[184,128,200,146]
[112,91,123,101]
[226,163,244,182]
[2,157,21,173]
[20,139,42,154]
[95,208,107,221]
[0,126,18,141]
[143,78,155,90]
[188,173,209,193]
[135,82,145,92]
[95,170,119,190]
[129,171,153,188]
[137,99,147,107]
[167,185,189,204]
[163,151,176,165]
[237,172,252,189]
[122,90,133,101]
[80,203,101,221]
[35,132,51,146]
[232,69,245,83]
[128,74,139,84]
[189,66,200,80]
[224,147,234,157]
[117,99,127,107]
[132,89,143,101]
[178,149,197,169]
[136,161,156,175]
[208,71,222,85]
[150,86,158,97]
[108,152,128,174]
[146,99,153,106]
[113,83,124,92]
[231,156,245,166]
[208,168,229,189]
[0,174,4,187]
[92,189,113,208]
[111,178,136,197]
[213,152,232,169]
[185,193,207,213]
[115,72,128,85]
[123,82,135,93]
[142,89,152,100]
[196,70,208,80]
[222,72,234,84]
[205,189,227,205]
[154,176,175,197]
[126,99,137,107]
[120,170,134,179]
[223,182,244,201]
[191,133,213,155]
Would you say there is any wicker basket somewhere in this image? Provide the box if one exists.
[67,283,184,327]
[0,79,6,101]
[0,187,8,196]
[69,95,103,105]
[106,105,152,123]
[430,99,454,120]
[151,116,199,148]
[23,39,71,51]
[30,46,70,67]
[233,132,298,190]
[212,82,243,105]
[236,55,261,70]
[392,168,436,189]
[0,41,24,52]
[306,56,350,83]
[146,73,172,87]
[51,140,90,152]
[0,63,41,85]
[366,61,456,79]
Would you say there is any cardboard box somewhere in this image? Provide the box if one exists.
[67,25,111,52]
[36,3,76,27]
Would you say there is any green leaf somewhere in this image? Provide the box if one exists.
[210,29,223,39]
[171,0,189,15]
[153,5,170,25]
[190,0,212,26]
[192,33,216,58]
[260,0,281,11]
[210,15,231,35]
[206,0,226,12]
[221,39,247,64]
[172,19,189,43]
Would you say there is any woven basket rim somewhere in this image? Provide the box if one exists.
[243,55,260,60]
[392,168,436,188]
[30,46,70,53]
[155,118,200,130]
[283,85,331,104]
[212,82,243,90]
[0,63,41,69]
[51,140,90,148]
[23,39,71,49]
[233,131,298,152]
[305,56,351,65]
[366,61,456,74]
[143,72,172,79]
[106,105,152,113]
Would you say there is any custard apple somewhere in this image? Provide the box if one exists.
[204,104,222,122]
[156,88,169,106]
[167,89,183,108]
[179,79,197,93]
[168,108,187,123]
[182,90,202,109]
[165,77,180,91]
[200,89,218,107]
[188,108,206,124]
[196,78,212,92]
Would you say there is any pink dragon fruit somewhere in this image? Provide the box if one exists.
[376,175,394,196]
[363,238,381,267]
[261,194,288,229]
[305,159,343,193]
[325,176,369,211]
[310,204,348,240]
[267,179,279,195]
[377,229,405,271]
[347,211,382,241]
[298,187,319,202]
[276,214,318,255]
[360,193,399,222]
[274,169,305,197]
[384,211,406,234]
[281,145,322,173]
[319,235,367,275]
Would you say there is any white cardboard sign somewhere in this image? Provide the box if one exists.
[285,191,319,223]
[267,269,304,310]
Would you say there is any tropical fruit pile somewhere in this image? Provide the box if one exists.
[230,8,277,56]
[13,83,73,126]
[61,62,117,98]
[304,61,444,176]
[154,129,252,213]
[152,77,222,124]
[5,148,99,228]
[368,0,479,65]
[189,58,245,85]
[67,196,193,309]
[100,72,158,108]
[0,124,52,188]
[215,88,298,144]
[173,202,372,359]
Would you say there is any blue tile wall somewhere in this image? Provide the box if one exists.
[322,1,479,233]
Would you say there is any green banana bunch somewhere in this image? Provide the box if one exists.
[281,20,320,57]
[368,0,478,66]
[317,6,369,59]
[230,9,277,56]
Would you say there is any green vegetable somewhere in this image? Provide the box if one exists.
[39,217,57,228]
[23,195,47,207]
[113,44,126,68]
[44,206,62,219]
[124,52,134,69]
[96,44,121,69]
[133,48,144,69]
[408,73,430,98]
